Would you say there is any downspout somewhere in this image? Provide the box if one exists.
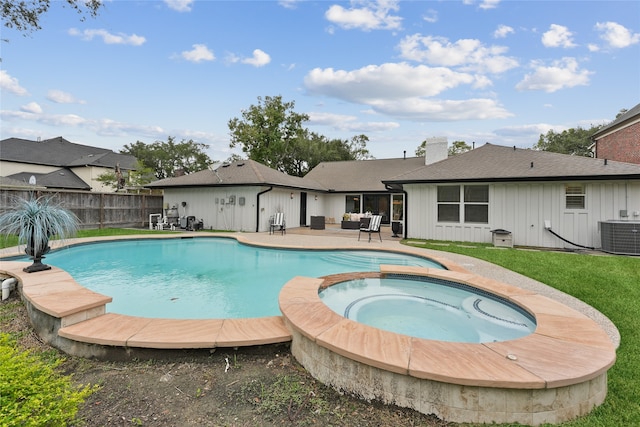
[256,187,274,232]
[402,188,408,239]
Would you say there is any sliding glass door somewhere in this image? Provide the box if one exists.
[362,194,391,224]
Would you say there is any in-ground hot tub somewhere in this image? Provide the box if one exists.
[279,265,616,426]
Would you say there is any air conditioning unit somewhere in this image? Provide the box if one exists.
[600,220,640,255]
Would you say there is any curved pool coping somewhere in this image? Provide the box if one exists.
[279,266,616,390]
[0,233,465,356]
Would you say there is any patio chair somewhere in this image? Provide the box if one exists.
[358,214,382,242]
[270,212,286,235]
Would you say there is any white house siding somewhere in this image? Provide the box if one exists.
[324,194,352,222]
[162,187,303,232]
[405,180,640,249]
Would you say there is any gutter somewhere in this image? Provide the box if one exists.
[256,186,273,232]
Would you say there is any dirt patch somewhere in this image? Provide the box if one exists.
[2,292,449,427]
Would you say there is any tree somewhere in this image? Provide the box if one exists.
[96,160,155,191]
[1,0,102,34]
[228,95,371,177]
[285,132,373,177]
[415,139,470,157]
[121,137,214,180]
[228,95,309,174]
[448,141,471,156]
[534,125,602,156]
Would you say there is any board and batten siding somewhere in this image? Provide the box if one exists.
[162,186,302,232]
[405,180,639,249]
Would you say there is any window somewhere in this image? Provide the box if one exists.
[464,185,489,223]
[437,186,460,222]
[437,185,489,223]
[565,184,585,209]
[345,195,360,213]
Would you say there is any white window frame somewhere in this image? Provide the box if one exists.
[437,185,489,224]
[565,184,586,210]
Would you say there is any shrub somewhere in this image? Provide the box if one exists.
[0,334,97,426]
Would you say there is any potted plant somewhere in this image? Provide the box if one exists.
[0,194,79,273]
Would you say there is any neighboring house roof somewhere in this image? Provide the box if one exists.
[591,102,640,139]
[384,143,640,184]
[303,156,426,192]
[146,159,324,191]
[0,137,137,170]
[7,168,91,190]
[0,176,46,189]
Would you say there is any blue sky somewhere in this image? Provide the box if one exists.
[1,0,639,161]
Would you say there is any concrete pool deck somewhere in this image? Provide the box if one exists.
[0,227,619,424]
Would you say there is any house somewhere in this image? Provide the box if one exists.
[146,159,325,232]
[383,143,640,249]
[591,102,640,165]
[0,137,137,192]
[145,153,433,232]
[146,141,640,250]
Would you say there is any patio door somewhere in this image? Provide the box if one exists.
[363,194,391,224]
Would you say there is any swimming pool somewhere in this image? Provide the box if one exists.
[319,275,536,343]
[38,237,444,319]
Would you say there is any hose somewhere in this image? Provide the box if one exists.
[545,228,595,250]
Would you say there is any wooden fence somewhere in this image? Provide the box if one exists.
[0,189,164,229]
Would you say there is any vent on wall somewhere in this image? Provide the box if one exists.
[600,220,640,255]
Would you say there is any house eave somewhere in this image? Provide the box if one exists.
[383,174,640,185]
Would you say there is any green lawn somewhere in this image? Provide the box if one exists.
[404,240,640,426]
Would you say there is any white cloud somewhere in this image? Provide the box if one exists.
[305,62,475,101]
[464,0,501,10]
[325,0,402,31]
[308,111,399,132]
[542,24,576,48]
[397,34,518,74]
[180,44,215,63]
[304,63,511,121]
[46,90,86,104]
[494,123,565,138]
[422,9,438,23]
[241,49,271,67]
[493,24,514,39]
[370,98,512,121]
[479,0,501,10]
[595,21,640,48]
[0,70,29,96]
[68,28,146,46]
[516,57,592,93]
[278,0,300,9]
[164,0,194,12]
[20,102,42,114]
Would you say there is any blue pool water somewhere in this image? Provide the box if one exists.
[35,237,444,319]
[320,276,536,343]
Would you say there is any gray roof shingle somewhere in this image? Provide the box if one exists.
[385,143,640,184]
[1,137,137,170]
[147,159,324,190]
[303,157,426,192]
[7,168,91,190]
